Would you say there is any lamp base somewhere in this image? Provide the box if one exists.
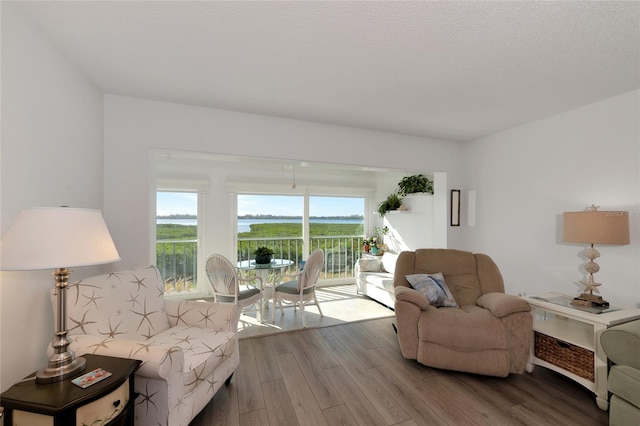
[36,356,86,384]
[35,267,87,384]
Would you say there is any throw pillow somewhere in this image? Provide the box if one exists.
[357,258,381,272]
[406,272,458,307]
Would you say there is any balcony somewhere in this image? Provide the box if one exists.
[156,239,198,293]
[157,235,366,293]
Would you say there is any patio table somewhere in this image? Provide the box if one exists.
[236,259,295,313]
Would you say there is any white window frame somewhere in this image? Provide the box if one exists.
[155,179,209,299]
[230,182,374,285]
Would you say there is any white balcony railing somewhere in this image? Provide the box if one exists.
[157,235,366,293]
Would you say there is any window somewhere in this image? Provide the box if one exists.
[237,194,303,263]
[236,194,365,282]
[156,191,199,295]
[309,196,364,280]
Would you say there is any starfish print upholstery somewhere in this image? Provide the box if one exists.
[166,302,192,326]
[98,319,125,339]
[126,292,141,309]
[82,290,103,308]
[130,299,159,332]
[198,306,217,328]
[52,265,240,426]
[129,274,148,291]
[67,280,100,306]
[68,311,97,334]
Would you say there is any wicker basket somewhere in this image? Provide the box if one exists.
[534,332,594,382]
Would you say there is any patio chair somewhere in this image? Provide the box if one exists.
[206,254,264,321]
[272,249,324,327]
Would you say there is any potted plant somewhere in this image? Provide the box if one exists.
[362,236,371,253]
[377,193,403,217]
[253,246,274,264]
[370,237,380,255]
[397,174,434,196]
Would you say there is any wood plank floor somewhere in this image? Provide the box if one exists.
[235,284,395,339]
[191,316,609,425]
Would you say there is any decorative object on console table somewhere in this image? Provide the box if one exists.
[0,207,120,384]
[563,204,629,306]
[0,354,140,426]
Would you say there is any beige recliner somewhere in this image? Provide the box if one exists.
[393,249,532,377]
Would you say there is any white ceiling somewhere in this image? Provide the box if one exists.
[14,1,640,142]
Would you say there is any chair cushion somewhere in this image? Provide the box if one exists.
[609,365,640,409]
[150,325,237,394]
[357,272,395,292]
[216,287,260,303]
[66,266,171,340]
[276,280,313,294]
[357,258,381,272]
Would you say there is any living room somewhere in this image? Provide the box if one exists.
[1,1,638,424]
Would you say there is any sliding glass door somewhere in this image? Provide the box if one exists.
[236,194,365,281]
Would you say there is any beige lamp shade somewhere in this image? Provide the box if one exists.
[563,210,630,245]
[0,207,120,270]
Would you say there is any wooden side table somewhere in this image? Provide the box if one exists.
[0,354,141,426]
[524,293,640,410]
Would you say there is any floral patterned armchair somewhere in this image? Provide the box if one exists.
[54,265,240,426]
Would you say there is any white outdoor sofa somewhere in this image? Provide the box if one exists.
[354,252,398,309]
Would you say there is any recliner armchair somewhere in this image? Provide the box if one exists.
[393,249,532,377]
[58,265,241,426]
[600,320,640,426]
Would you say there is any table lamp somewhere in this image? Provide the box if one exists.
[0,207,120,383]
[563,205,629,305]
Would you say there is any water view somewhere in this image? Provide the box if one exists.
[157,217,363,233]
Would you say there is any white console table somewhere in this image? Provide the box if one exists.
[524,292,640,410]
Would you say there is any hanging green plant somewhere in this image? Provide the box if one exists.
[377,193,403,217]
[397,174,433,196]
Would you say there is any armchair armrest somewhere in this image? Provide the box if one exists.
[601,320,640,370]
[395,286,432,311]
[164,300,241,333]
[239,274,263,290]
[279,269,303,283]
[393,286,431,360]
[69,334,184,381]
[476,292,531,318]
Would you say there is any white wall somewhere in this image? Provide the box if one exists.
[463,90,640,307]
[104,95,465,270]
[0,4,107,391]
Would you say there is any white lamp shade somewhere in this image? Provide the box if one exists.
[0,207,120,270]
